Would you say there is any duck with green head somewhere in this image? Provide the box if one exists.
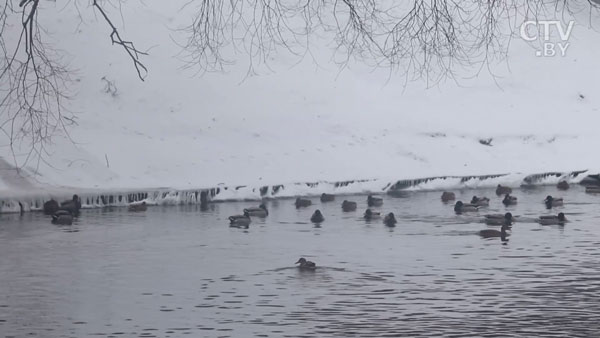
[471,196,490,207]
[229,214,251,227]
[544,195,563,209]
[479,223,510,240]
[295,257,317,270]
[310,210,325,223]
[454,201,478,214]
[502,194,517,206]
[384,213,397,227]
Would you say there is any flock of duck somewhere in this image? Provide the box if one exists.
[231,181,591,270]
[228,193,398,228]
[40,180,596,271]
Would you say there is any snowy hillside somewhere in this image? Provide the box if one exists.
[1,1,600,200]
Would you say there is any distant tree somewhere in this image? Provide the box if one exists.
[1,0,599,169]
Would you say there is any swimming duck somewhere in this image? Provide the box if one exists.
[454,201,478,213]
[295,257,316,270]
[496,185,512,196]
[60,194,82,214]
[364,209,381,220]
[441,192,456,202]
[471,196,490,207]
[320,193,335,202]
[367,195,383,207]
[342,200,357,212]
[244,203,268,217]
[544,195,563,209]
[310,210,325,223]
[295,198,312,208]
[383,212,397,227]
[43,199,59,215]
[229,214,251,227]
[502,194,517,206]
[51,210,73,225]
[557,181,569,190]
[479,224,510,239]
[586,186,600,194]
[537,212,567,225]
[484,212,513,226]
[128,201,147,212]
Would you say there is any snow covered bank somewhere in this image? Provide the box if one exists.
[1,169,597,214]
[1,2,600,199]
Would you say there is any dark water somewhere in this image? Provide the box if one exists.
[1,186,600,337]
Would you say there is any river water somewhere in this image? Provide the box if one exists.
[1,185,600,337]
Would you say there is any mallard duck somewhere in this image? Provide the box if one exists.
[441,191,456,202]
[364,208,381,220]
[544,195,563,209]
[485,212,513,226]
[537,213,567,225]
[383,212,397,227]
[43,199,59,215]
[342,200,357,212]
[51,210,73,225]
[229,215,251,227]
[244,203,268,217]
[586,186,600,194]
[471,196,490,207]
[320,193,335,202]
[60,194,82,214]
[295,257,316,270]
[496,185,512,196]
[128,201,147,212]
[479,224,510,239]
[557,181,569,190]
[295,198,312,208]
[454,201,478,213]
[367,195,383,207]
[310,210,325,223]
[502,194,517,206]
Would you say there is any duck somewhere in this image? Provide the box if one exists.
[484,212,513,226]
[43,199,59,215]
[342,200,357,212]
[537,212,567,225]
[441,191,456,202]
[544,195,563,209]
[295,257,316,270]
[454,201,478,213]
[51,210,73,225]
[471,196,490,207]
[367,195,383,207]
[310,210,325,223]
[243,203,268,217]
[383,212,397,227]
[320,193,335,202]
[502,194,517,206]
[557,181,569,190]
[60,194,82,214]
[479,224,510,239]
[229,214,251,227]
[585,186,600,194]
[364,209,381,220]
[295,198,312,208]
[128,201,147,212]
[496,185,512,196]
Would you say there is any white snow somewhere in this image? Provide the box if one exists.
[1,1,600,199]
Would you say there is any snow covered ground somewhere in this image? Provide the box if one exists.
[1,1,600,204]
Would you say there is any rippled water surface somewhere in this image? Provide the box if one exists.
[2,186,600,337]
